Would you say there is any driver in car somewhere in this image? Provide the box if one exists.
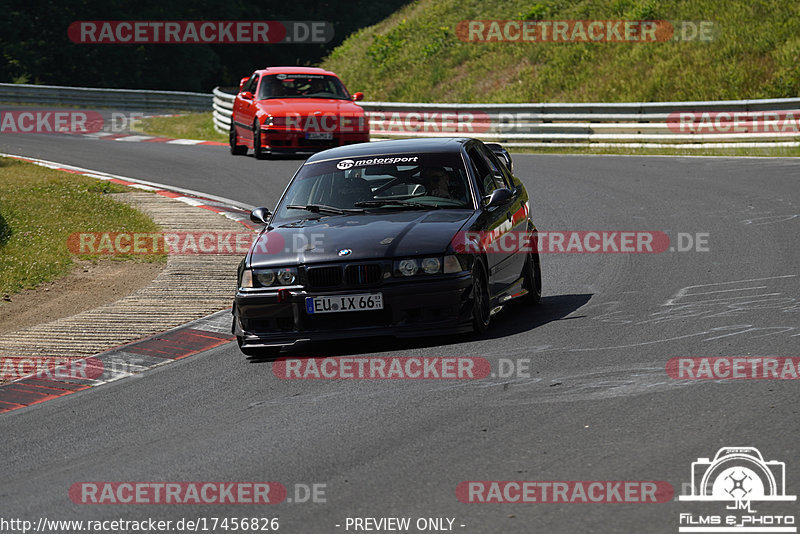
[421,167,454,199]
[299,78,325,96]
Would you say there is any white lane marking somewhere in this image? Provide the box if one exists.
[126,183,159,191]
[664,275,797,306]
[175,196,203,206]
[166,139,203,145]
[114,135,155,142]
[0,152,255,211]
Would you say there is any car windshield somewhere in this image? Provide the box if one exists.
[272,152,473,224]
[258,74,351,100]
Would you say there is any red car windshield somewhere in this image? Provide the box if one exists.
[258,74,351,100]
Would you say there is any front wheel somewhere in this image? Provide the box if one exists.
[523,251,542,304]
[253,121,268,160]
[471,262,491,334]
[230,123,247,155]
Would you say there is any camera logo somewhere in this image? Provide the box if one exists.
[678,447,796,533]
[679,447,795,502]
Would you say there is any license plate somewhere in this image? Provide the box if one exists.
[305,132,333,140]
[305,293,383,314]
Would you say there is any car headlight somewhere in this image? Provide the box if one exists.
[249,267,298,288]
[398,259,418,276]
[276,268,296,285]
[394,257,446,277]
[421,257,441,274]
[255,270,276,287]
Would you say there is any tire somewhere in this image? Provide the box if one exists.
[471,262,491,334]
[236,336,282,357]
[253,121,268,160]
[229,123,247,155]
[523,250,542,305]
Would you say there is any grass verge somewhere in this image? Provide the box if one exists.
[137,113,227,143]
[322,0,800,104]
[0,157,164,296]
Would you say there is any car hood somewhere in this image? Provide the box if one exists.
[248,210,473,267]
[255,99,365,115]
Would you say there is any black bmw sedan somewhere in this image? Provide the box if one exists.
[232,137,541,355]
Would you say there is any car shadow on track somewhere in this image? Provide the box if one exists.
[245,293,592,363]
[483,292,592,340]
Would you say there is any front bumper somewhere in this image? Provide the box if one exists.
[233,273,474,347]
[258,128,369,153]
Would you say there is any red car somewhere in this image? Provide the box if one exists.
[229,67,369,158]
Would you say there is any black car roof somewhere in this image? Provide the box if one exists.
[305,137,474,163]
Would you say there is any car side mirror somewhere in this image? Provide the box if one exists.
[239,77,249,92]
[241,91,254,101]
[484,188,513,208]
[352,92,364,101]
[250,207,272,224]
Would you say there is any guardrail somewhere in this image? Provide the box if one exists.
[213,87,800,148]
[212,87,235,133]
[0,83,211,112]
[10,82,793,147]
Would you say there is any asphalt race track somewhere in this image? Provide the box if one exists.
[1,129,799,533]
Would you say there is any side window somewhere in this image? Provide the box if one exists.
[478,145,511,190]
[244,74,258,94]
[241,75,252,93]
[467,147,500,197]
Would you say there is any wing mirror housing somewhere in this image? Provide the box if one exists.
[249,207,272,224]
[484,188,513,209]
[241,91,254,101]
[352,92,364,101]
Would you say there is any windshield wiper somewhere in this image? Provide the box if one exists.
[278,217,321,228]
[287,204,365,215]
[354,199,442,210]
